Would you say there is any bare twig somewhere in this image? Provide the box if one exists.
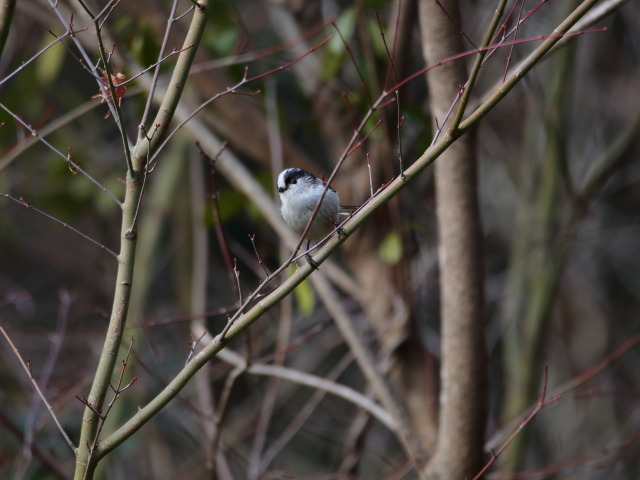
[472,367,560,480]
[433,0,478,49]
[185,331,207,365]
[74,1,212,476]
[95,0,605,462]
[459,7,606,132]
[0,327,76,453]
[366,153,374,198]
[48,3,132,170]
[139,0,183,139]
[0,27,78,87]
[0,95,113,172]
[429,86,463,147]
[387,28,606,95]
[248,294,292,477]
[449,0,508,133]
[69,0,134,175]
[0,194,118,258]
[249,234,271,279]
[501,0,527,82]
[0,409,71,480]
[492,433,640,479]
[191,16,332,73]
[198,141,238,294]
[332,21,373,108]
[149,35,334,165]
[21,290,73,466]
[375,10,406,174]
[257,352,355,474]
[80,338,137,477]
[0,103,122,207]
[95,0,122,25]
[115,45,194,88]
[310,271,426,474]
[215,348,395,433]
[209,365,245,474]
[552,331,640,400]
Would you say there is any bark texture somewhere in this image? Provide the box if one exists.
[419,0,488,478]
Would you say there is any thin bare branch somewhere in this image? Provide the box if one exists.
[0,326,76,453]
[493,433,640,479]
[0,193,118,258]
[148,35,334,165]
[21,290,73,463]
[0,102,123,207]
[0,409,71,480]
[138,0,182,139]
[471,367,560,480]
[94,0,606,463]
[0,27,78,87]
[74,1,212,476]
[82,338,137,475]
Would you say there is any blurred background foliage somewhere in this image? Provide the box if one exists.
[1,0,640,479]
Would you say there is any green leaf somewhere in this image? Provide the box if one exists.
[323,7,356,81]
[292,265,315,314]
[379,231,402,265]
[35,39,65,86]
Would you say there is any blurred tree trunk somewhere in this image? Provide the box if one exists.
[419,0,488,478]
[499,32,576,471]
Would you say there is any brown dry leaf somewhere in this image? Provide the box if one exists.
[92,69,126,118]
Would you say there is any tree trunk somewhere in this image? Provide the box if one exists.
[419,0,488,477]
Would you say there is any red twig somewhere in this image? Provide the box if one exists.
[500,433,640,479]
[387,28,606,94]
[553,330,640,397]
[374,96,397,110]
[502,0,527,82]
[258,321,330,364]
[129,304,241,328]
[332,22,373,108]
[197,141,238,298]
[150,35,334,165]
[346,119,383,157]
[342,91,358,133]
[245,35,333,84]
[96,0,122,24]
[471,366,560,480]
[249,234,271,279]
[191,14,337,73]
[374,10,406,174]
[434,0,477,49]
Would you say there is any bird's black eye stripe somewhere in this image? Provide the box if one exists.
[284,168,308,186]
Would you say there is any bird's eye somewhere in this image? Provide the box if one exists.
[290,179,297,185]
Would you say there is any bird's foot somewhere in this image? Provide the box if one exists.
[305,253,319,270]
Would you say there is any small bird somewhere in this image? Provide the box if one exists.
[277,168,341,264]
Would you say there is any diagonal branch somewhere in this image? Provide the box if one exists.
[94,0,604,463]
[0,326,76,454]
[73,2,211,478]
